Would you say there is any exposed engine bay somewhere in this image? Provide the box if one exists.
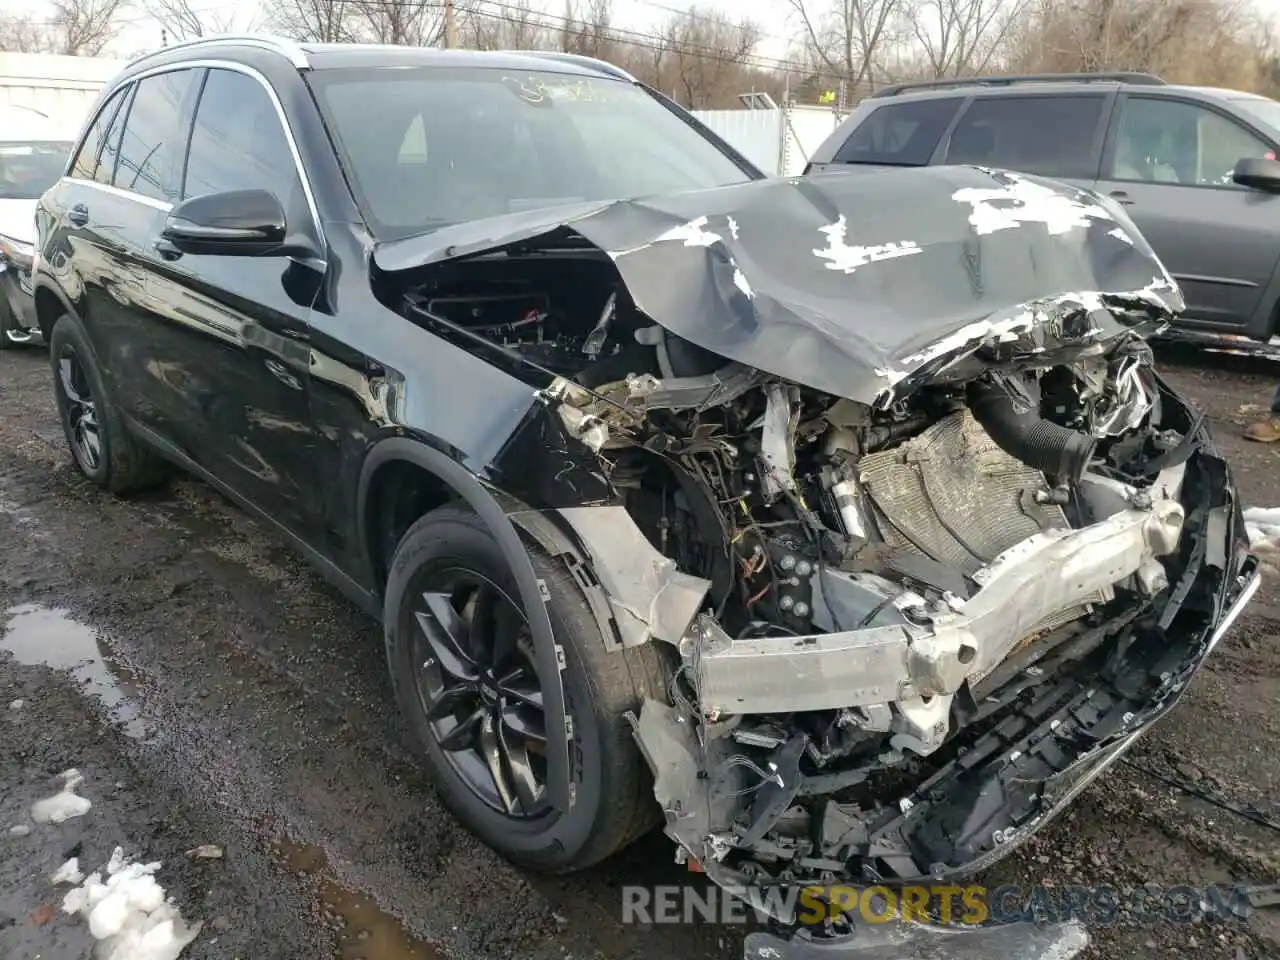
[379,167,1255,920]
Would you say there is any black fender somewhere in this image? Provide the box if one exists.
[31,277,79,342]
[356,437,575,813]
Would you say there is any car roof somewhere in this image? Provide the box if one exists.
[866,74,1261,105]
[122,34,636,83]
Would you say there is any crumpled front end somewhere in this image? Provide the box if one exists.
[377,165,1255,912]
[557,341,1254,910]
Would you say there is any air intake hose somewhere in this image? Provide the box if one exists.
[967,378,1096,483]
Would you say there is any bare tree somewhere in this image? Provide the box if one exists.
[36,0,130,55]
[906,0,1024,77]
[144,0,247,40]
[265,0,353,42]
[0,15,49,52]
[465,0,550,51]
[560,0,615,59]
[663,7,762,109]
[789,0,904,89]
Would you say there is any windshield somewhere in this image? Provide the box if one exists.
[0,140,72,200]
[307,66,753,240]
[1231,97,1280,137]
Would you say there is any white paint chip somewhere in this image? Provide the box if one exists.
[652,215,722,248]
[952,174,1113,236]
[813,215,922,274]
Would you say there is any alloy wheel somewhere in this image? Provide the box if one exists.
[410,568,552,818]
[56,348,102,473]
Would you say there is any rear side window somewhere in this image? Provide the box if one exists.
[114,69,197,203]
[69,86,129,182]
[944,95,1106,179]
[833,98,962,165]
[96,85,134,186]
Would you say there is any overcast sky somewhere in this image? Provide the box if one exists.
[5,0,1280,64]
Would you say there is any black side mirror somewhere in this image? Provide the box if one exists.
[161,189,297,257]
[1232,157,1280,193]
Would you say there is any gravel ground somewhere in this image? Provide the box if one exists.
[1,341,1278,960]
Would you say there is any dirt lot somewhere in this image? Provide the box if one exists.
[1,342,1278,960]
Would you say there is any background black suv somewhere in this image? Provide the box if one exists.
[808,73,1280,346]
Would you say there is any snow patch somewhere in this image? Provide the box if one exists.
[727,216,740,240]
[31,768,92,824]
[51,857,84,885]
[813,215,922,274]
[1108,226,1135,246]
[952,174,1113,236]
[61,846,202,960]
[1244,506,1280,557]
[733,267,753,299]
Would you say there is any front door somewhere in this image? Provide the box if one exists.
[139,65,326,542]
[1094,94,1280,330]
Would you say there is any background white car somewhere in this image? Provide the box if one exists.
[0,104,73,348]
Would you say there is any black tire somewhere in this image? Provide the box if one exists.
[49,313,168,493]
[384,504,671,873]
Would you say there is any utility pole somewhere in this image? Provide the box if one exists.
[444,0,457,48]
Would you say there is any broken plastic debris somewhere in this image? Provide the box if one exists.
[30,768,92,824]
[186,844,223,859]
[61,845,202,960]
[51,857,85,885]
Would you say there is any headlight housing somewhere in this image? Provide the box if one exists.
[0,233,35,270]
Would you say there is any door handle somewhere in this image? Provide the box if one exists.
[1108,190,1135,205]
[68,203,90,226]
[155,238,182,261]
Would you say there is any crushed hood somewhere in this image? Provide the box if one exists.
[373,166,1182,405]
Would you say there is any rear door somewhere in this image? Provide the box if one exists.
[39,76,194,418]
[936,91,1114,190]
[1093,94,1280,331]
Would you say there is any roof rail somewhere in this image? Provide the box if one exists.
[126,34,310,71]
[869,71,1165,99]
[512,50,636,83]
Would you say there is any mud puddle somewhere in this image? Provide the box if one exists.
[1,603,148,738]
[275,838,446,960]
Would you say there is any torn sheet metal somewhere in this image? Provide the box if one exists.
[557,506,711,646]
[373,167,1182,407]
[743,917,1089,960]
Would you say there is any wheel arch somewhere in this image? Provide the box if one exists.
[33,281,74,343]
[357,436,576,812]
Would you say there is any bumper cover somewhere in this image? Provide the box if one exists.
[1,262,38,341]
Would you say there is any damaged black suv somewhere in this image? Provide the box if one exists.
[33,35,1258,927]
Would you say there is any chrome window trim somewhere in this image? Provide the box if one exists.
[59,178,172,212]
[64,59,327,258]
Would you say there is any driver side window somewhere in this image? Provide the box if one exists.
[183,67,307,226]
[1109,97,1273,187]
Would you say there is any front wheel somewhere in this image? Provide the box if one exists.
[383,504,671,872]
